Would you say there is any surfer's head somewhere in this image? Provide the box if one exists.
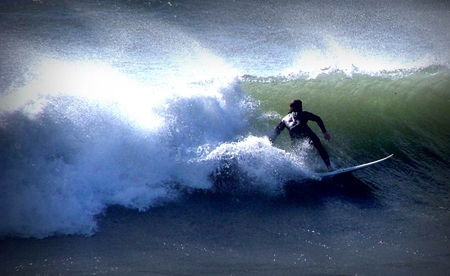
[289,99,303,112]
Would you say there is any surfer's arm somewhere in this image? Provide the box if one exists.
[306,112,331,141]
[269,121,286,143]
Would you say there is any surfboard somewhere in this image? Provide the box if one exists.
[313,154,393,179]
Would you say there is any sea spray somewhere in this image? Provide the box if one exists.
[0,62,262,238]
[203,136,310,195]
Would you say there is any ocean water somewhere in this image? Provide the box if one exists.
[1,0,449,275]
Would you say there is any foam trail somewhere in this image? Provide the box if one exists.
[202,136,310,195]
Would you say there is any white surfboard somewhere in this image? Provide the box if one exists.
[313,154,393,179]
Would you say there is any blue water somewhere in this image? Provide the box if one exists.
[1,0,449,275]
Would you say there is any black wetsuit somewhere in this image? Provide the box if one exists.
[272,111,331,167]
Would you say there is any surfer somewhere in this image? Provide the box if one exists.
[269,99,333,171]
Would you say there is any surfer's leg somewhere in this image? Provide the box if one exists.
[309,134,331,169]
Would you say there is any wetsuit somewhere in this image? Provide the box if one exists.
[271,111,331,167]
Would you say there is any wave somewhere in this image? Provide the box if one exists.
[242,66,450,195]
[0,63,267,238]
[1,62,449,239]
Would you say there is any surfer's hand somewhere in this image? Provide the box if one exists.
[324,132,331,141]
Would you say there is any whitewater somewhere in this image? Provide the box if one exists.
[0,0,449,275]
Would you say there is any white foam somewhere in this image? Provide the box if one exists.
[202,136,310,195]
[0,60,264,238]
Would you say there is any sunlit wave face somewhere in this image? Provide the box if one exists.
[0,59,166,131]
[0,39,239,130]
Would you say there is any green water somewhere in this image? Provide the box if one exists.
[241,68,450,199]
